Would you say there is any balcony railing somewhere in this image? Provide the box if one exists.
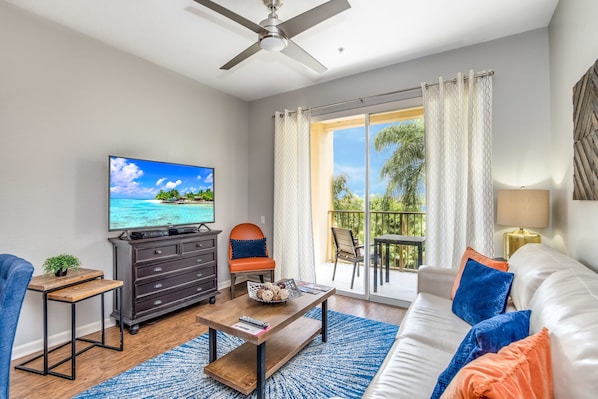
[329,210,426,272]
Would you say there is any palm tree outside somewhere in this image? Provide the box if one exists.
[373,119,425,212]
[331,115,426,269]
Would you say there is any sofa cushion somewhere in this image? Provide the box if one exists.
[397,293,470,352]
[528,267,598,399]
[430,310,531,398]
[441,327,552,399]
[228,256,275,272]
[508,243,588,309]
[363,292,471,399]
[451,247,508,299]
[452,259,514,325]
[363,336,458,399]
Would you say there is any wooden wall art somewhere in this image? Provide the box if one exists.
[572,58,598,200]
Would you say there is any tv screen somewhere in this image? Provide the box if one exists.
[109,156,214,231]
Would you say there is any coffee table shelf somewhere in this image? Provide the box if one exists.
[204,316,321,395]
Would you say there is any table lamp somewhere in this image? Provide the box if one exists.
[497,188,549,259]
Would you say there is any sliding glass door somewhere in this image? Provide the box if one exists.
[311,100,425,306]
[368,109,425,305]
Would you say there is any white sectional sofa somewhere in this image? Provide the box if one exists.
[360,243,598,399]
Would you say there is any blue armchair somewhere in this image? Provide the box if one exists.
[0,255,33,399]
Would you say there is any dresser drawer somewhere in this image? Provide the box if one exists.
[136,264,216,297]
[181,237,216,255]
[135,279,217,315]
[134,243,178,263]
[135,253,215,280]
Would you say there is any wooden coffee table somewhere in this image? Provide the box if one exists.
[196,284,335,399]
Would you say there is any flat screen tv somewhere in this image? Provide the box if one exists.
[109,156,214,231]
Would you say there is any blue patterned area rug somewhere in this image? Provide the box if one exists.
[73,308,398,399]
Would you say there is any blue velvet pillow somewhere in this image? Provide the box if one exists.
[230,238,267,259]
[452,258,514,325]
[430,309,531,399]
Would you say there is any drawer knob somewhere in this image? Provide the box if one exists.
[154,267,163,272]
[154,300,162,306]
[197,287,203,292]
[197,259,202,263]
[196,243,202,248]
[197,273,203,278]
[155,250,162,255]
[154,283,163,289]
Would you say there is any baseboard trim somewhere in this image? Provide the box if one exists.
[11,318,116,361]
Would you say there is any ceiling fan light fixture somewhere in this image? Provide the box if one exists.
[195,0,351,71]
[259,33,288,52]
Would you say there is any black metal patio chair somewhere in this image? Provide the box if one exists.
[331,227,373,289]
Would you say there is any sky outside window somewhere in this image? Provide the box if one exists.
[333,122,395,198]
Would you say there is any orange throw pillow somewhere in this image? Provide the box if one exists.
[451,247,509,299]
[440,327,552,399]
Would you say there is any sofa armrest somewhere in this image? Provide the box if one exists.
[417,265,458,299]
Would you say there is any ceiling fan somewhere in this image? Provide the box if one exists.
[192,0,351,73]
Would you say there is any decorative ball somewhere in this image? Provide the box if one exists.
[279,288,289,300]
[261,289,274,302]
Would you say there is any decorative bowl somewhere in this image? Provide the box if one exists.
[247,278,302,304]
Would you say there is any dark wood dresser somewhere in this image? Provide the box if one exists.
[108,230,221,334]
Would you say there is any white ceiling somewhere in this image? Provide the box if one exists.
[5,0,558,102]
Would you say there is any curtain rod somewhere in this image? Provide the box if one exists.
[275,70,494,117]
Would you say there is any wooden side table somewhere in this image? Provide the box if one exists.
[14,268,124,379]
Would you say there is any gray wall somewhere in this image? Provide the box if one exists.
[549,0,598,270]
[248,29,553,261]
[1,3,249,356]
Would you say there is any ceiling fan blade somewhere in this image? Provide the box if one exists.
[221,42,262,70]
[192,0,267,34]
[277,0,351,38]
[281,40,327,74]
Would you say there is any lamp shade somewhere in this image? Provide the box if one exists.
[497,189,549,228]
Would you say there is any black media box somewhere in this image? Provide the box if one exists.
[168,226,199,235]
[130,230,169,240]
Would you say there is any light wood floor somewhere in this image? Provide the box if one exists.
[10,286,407,399]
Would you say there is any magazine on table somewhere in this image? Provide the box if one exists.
[296,281,332,294]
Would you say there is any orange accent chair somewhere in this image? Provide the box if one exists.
[228,223,276,299]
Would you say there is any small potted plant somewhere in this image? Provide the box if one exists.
[43,253,81,277]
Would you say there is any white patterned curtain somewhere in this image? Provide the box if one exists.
[272,108,316,281]
[422,71,494,268]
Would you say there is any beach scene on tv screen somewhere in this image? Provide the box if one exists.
[110,157,214,230]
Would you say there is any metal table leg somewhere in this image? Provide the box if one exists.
[322,299,329,342]
[208,328,217,363]
[256,342,266,399]
[71,302,76,379]
[43,291,48,374]
[386,243,390,283]
[373,241,378,293]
